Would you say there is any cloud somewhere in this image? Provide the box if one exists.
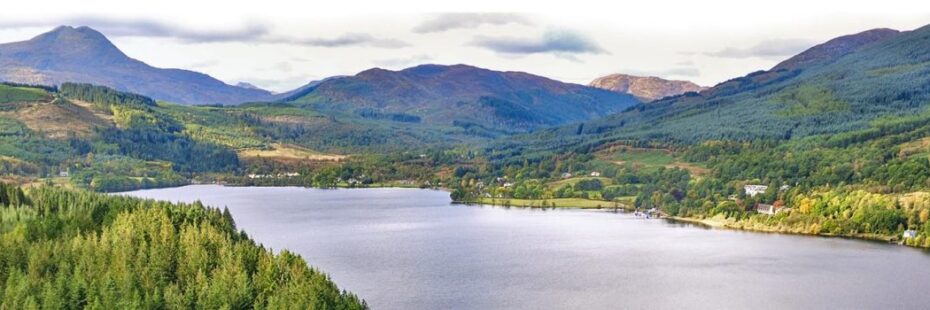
[413,13,532,33]
[705,39,815,58]
[0,16,409,48]
[374,54,433,67]
[470,29,606,55]
[0,16,272,43]
[272,33,409,48]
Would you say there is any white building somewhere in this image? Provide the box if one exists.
[744,185,768,197]
[903,230,918,239]
[756,204,775,215]
[590,171,601,177]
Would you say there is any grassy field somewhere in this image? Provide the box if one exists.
[239,143,346,162]
[548,176,614,189]
[0,84,50,104]
[473,197,631,209]
[599,146,709,176]
[610,149,675,166]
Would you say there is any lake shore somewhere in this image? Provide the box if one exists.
[666,215,921,248]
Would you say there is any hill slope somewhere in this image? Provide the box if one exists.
[589,74,705,101]
[0,26,272,105]
[288,64,640,132]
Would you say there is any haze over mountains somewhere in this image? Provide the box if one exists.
[589,74,705,101]
[0,26,272,105]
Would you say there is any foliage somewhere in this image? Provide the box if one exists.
[59,83,156,108]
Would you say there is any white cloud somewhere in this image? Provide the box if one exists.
[413,13,532,33]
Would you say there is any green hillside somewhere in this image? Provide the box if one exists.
[0,83,473,192]
[0,83,51,104]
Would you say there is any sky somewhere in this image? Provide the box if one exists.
[0,0,928,92]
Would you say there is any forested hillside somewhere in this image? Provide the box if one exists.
[0,183,366,308]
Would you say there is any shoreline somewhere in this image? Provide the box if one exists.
[666,216,916,248]
[109,182,449,194]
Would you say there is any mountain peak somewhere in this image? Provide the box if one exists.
[14,25,127,62]
[35,26,116,47]
[589,73,706,101]
[0,26,272,104]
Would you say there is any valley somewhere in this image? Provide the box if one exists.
[3,12,930,309]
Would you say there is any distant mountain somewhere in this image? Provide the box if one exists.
[272,76,346,102]
[0,26,272,105]
[288,64,640,131]
[589,74,705,101]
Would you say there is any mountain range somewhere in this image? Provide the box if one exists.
[588,74,705,101]
[0,26,272,105]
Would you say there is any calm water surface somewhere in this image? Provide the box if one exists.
[123,185,930,309]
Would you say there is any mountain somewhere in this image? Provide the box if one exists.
[0,26,272,105]
[588,74,705,101]
[771,28,900,71]
[287,64,640,132]
[503,24,930,154]
[272,76,346,102]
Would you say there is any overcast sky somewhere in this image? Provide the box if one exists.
[1,0,928,92]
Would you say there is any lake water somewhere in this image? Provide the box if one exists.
[123,185,930,309]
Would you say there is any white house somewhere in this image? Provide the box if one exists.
[590,171,601,177]
[744,185,768,197]
[903,230,918,239]
[755,204,777,215]
[561,172,573,179]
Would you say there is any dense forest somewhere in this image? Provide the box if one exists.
[0,183,367,309]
